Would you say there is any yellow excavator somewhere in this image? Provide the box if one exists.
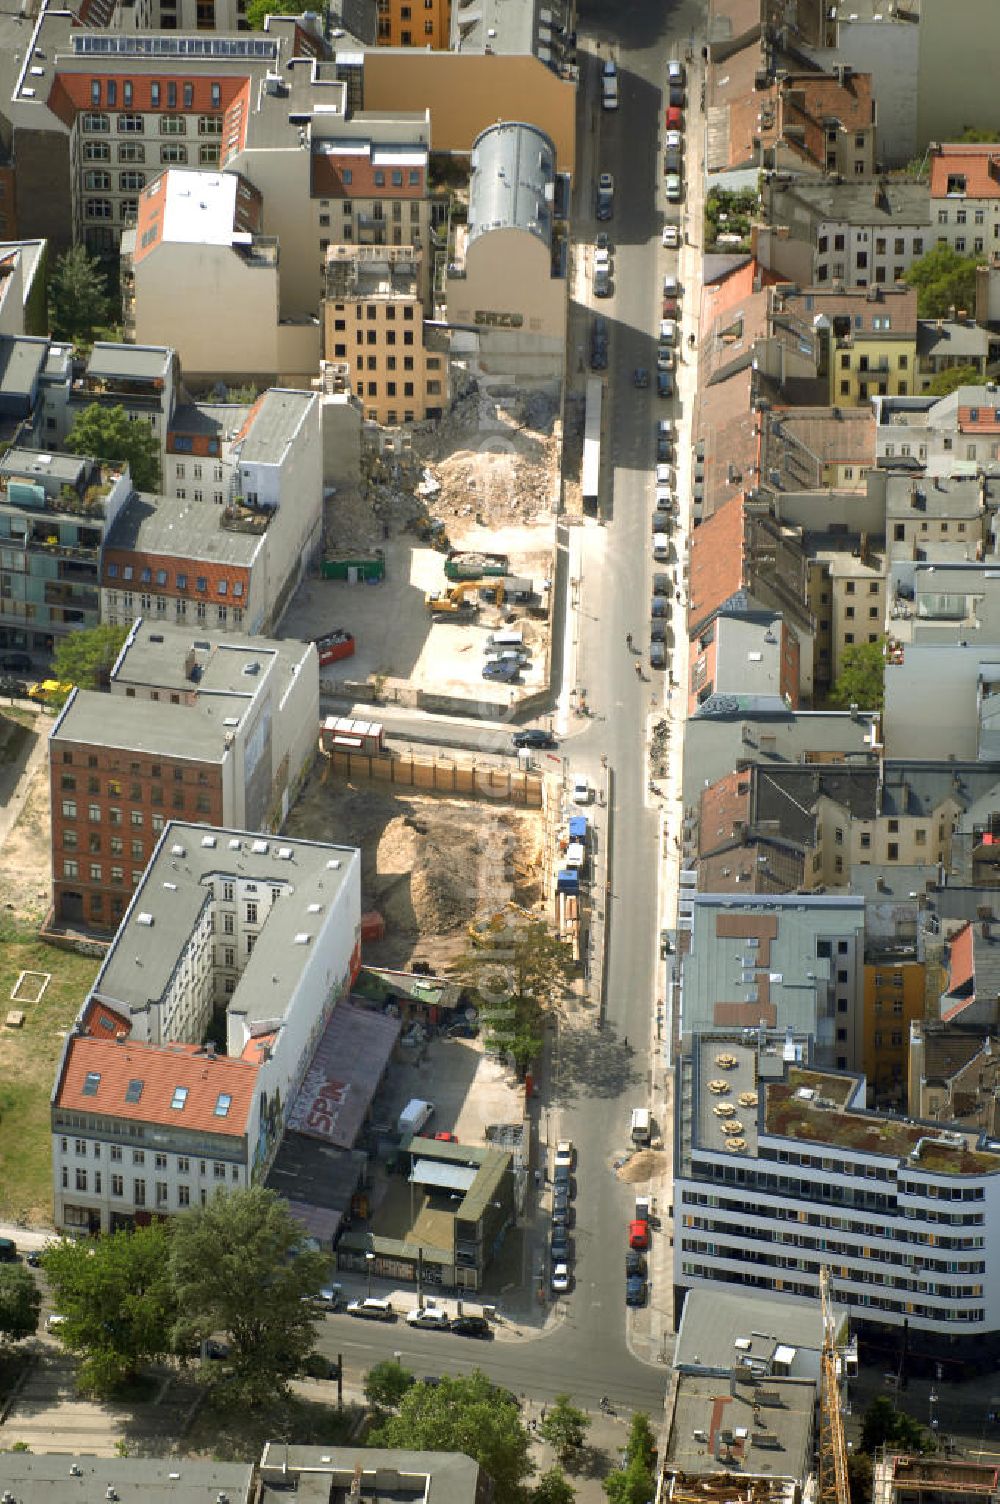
[424,578,505,615]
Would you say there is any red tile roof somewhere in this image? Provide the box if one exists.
[56,1034,258,1137]
[947,921,975,996]
[688,494,747,631]
[698,769,752,857]
[80,996,131,1040]
[930,144,1000,201]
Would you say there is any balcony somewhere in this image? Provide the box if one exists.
[0,473,118,521]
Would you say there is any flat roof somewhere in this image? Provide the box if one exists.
[158,169,241,246]
[87,342,173,382]
[0,335,47,398]
[664,1371,815,1483]
[674,1287,828,1370]
[258,1448,481,1504]
[411,1158,479,1192]
[53,687,242,760]
[0,1455,254,1504]
[110,617,313,701]
[92,823,359,1036]
[104,492,262,566]
[0,447,88,485]
[237,388,316,464]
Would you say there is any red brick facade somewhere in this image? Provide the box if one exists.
[102,549,251,623]
[51,736,224,930]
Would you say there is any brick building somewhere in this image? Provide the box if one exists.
[49,618,318,930]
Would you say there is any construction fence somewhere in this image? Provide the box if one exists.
[323,748,544,806]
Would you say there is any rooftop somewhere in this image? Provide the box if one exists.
[91,822,359,1035]
[663,1370,815,1482]
[0,1454,254,1504]
[103,491,263,566]
[696,844,805,894]
[235,388,316,465]
[759,406,875,491]
[0,335,48,400]
[751,762,879,846]
[674,1286,829,1372]
[930,143,1000,201]
[467,121,557,250]
[325,242,421,301]
[774,281,918,337]
[681,707,878,806]
[259,1448,481,1504]
[53,686,242,760]
[766,176,932,232]
[85,341,173,384]
[109,616,313,701]
[132,169,264,265]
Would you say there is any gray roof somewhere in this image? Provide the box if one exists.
[879,760,1000,818]
[752,764,879,845]
[169,401,253,441]
[259,1448,481,1504]
[664,1371,816,1482]
[110,617,313,699]
[105,492,263,566]
[917,320,990,361]
[682,710,877,805]
[768,177,931,232]
[86,341,173,382]
[674,1287,828,1370]
[848,862,932,905]
[452,0,539,54]
[235,388,316,464]
[0,1454,253,1504]
[92,822,359,1031]
[0,335,47,398]
[468,122,556,250]
[885,471,988,519]
[53,686,239,760]
[0,446,89,485]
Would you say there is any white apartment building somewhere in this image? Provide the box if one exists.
[874,389,1000,478]
[674,1030,1000,1364]
[759,179,932,291]
[52,820,361,1234]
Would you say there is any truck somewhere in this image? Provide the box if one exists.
[313,629,355,666]
[444,549,510,582]
[630,1107,652,1145]
[398,1098,435,1137]
[425,579,504,615]
[321,716,385,754]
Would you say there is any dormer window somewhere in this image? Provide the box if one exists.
[947,174,967,195]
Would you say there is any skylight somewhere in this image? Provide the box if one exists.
[82,1071,101,1096]
[214,1093,232,1117]
[171,1086,189,1111]
[125,1078,145,1103]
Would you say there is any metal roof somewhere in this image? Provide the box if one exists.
[467,121,556,250]
[410,1158,479,1192]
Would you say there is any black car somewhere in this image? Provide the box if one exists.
[513,729,557,750]
[626,1248,647,1277]
[651,594,669,619]
[451,1314,492,1339]
[650,642,667,670]
[553,1162,574,1195]
[653,573,671,595]
[551,1224,571,1259]
[657,370,673,398]
[626,1274,648,1307]
[650,621,667,644]
[656,432,673,462]
[0,652,31,672]
[0,677,27,699]
[633,367,649,389]
[552,1188,574,1227]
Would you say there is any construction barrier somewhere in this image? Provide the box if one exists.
[323,749,543,806]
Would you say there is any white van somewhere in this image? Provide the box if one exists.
[602,75,619,110]
[630,1107,652,1145]
[488,628,524,648]
[398,1098,435,1136]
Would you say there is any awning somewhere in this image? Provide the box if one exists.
[287,1000,401,1148]
[410,1157,478,1193]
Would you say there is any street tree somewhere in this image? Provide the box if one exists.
[65,404,161,491]
[860,1395,929,1455]
[52,624,128,692]
[48,247,109,343]
[925,363,983,397]
[829,639,885,713]
[603,1455,654,1504]
[538,1394,589,1464]
[365,1359,415,1410]
[0,1265,41,1344]
[904,245,980,317]
[42,1224,176,1394]
[623,1412,656,1472]
[455,914,574,1074]
[371,1371,534,1504]
[533,1469,576,1504]
[167,1185,329,1404]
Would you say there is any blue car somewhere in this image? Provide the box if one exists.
[626,1274,647,1307]
[483,661,520,682]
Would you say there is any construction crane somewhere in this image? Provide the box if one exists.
[818,1267,851,1504]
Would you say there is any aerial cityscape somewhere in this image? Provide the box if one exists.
[0,0,999,1500]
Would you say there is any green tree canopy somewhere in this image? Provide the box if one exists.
[623,1413,656,1472]
[904,244,981,317]
[65,404,161,491]
[830,639,885,713]
[167,1185,328,1404]
[370,1371,533,1504]
[455,915,574,1074]
[533,1469,575,1504]
[860,1395,930,1454]
[603,1455,654,1504]
[42,1224,176,1394]
[925,363,983,396]
[0,1265,41,1344]
[48,246,109,343]
[245,0,303,27]
[538,1395,589,1464]
[365,1358,416,1410]
[52,624,128,692]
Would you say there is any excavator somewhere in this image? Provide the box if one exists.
[424,578,505,615]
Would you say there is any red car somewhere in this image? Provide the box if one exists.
[434,1131,457,1142]
[665,105,682,130]
[628,1219,650,1251]
[662,296,679,319]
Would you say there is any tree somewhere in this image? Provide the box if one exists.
[455,915,574,1075]
[904,244,981,317]
[365,1359,415,1410]
[848,1450,874,1504]
[925,363,983,397]
[0,1265,41,1344]
[603,1455,654,1504]
[245,0,305,26]
[623,1413,656,1472]
[959,128,1000,143]
[42,1224,176,1394]
[167,1185,329,1404]
[534,1469,575,1504]
[860,1395,929,1455]
[830,639,885,713]
[370,1371,534,1504]
[65,404,161,491]
[538,1395,589,1464]
[48,246,109,343]
[52,624,128,692]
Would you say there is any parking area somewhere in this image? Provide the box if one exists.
[377,1034,522,1145]
[279,522,555,707]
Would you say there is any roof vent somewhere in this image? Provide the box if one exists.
[228,838,241,851]
[307,902,322,913]
[294,932,312,945]
[326,858,341,870]
[251,839,268,854]
[162,881,177,891]
[136,912,154,927]
[171,844,186,857]
[201,834,217,848]
[277,847,293,859]
[242,661,260,676]
[223,716,240,728]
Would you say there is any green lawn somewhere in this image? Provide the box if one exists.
[0,921,103,1224]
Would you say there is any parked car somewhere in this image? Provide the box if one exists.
[406,1305,450,1329]
[596,231,611,254]
[665,104,682,130]
[513,728,557,749]
[652,513,671,535]
[594,266,611,298]
[654,489,673,515]
[553,1161,575,1196]
[626,1248,647,1276]
[628,1219,650,1250]
[571,774,592,804]
[650,640,667,669]
[651,593,669,618]
[657,371,673,398]
[656,345,674,371]
[483,660,520,682]
[662,295,679,319]
[652,538,670,563]
[667,58,684,83]
[552,1186,574,1227]
[653,573,672,595]
[0,1238,16,1263]
[656,423,673,461]
[660,319,678,345]
[347,1297,395,1321]
[663,273,681,299]
[669,82,684,107]
[656,462,674,487]
[555,1139,575,1169]
[596,172,614,220]
[551,1225,571,1262]
[593,245,610,273]
[434,1131,458,1142]
[633,367,649,389]
[662,223,680,249]
[590,315,608,370]
[305,1284,344,1311]
[602,58,617,78]
[626,1274,648,1307]
[0,678,27,700]
[451,1314,492,1339]
[665,173,682,202]
[650,621,667,644]
[551,1263,572,1294]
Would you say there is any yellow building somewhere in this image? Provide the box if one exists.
[774,284,918,405]
[863,956,926,1107]
[376,0,451,47]
[807,540,886,694]
[324,244,447,427]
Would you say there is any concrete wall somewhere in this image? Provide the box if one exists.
[320,391,363,489]
[917,1,1000,152]
[12,127,73,250]
[804,22,919,167]
[255,395,323,634]
[883,642,1000,759]
[450,230,566,338]
[325,748,543,805]
[363,52,577,179]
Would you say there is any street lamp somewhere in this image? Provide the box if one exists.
[366,1249,375,1298]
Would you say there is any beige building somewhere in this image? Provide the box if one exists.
[808,541,886,693]
[324,244,447,426]
[121,168,320,386]
[446,121,567,384]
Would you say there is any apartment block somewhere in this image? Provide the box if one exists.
[875,388,1000,478]
[121,169,320,384]
[51,819,361,1233]
[808,540,886,691]
[376,0,451,47]
[0,447,133,655]
[862,952,926,1109]
[674,1029,1000,1364]
[758,178,932,290]
[164,400,251,503]
[323,244,447,426]
[49,617,318,929]
[929,144,1000,264]
[909,1021,1000,1133]
[678,892,866,1070]
[101,388,322,635]
[0,239,48,338]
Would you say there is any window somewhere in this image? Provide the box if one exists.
[211,82,221,108]
[119,141,145,163]
[198,114,223,136]
[134,1179,146,1207]
[82,112,110,133]
[178,1185,190,1207]
[199,144,219,165]
[117,113,144,133]
[161,115,186,135]
[111,1174,123,1197]
[85,199,112,220]
[184,82,194,108]
[61,799,77,819]
[120,170,145,192]
[246,901,258,924]
[76,1169,88,1192]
